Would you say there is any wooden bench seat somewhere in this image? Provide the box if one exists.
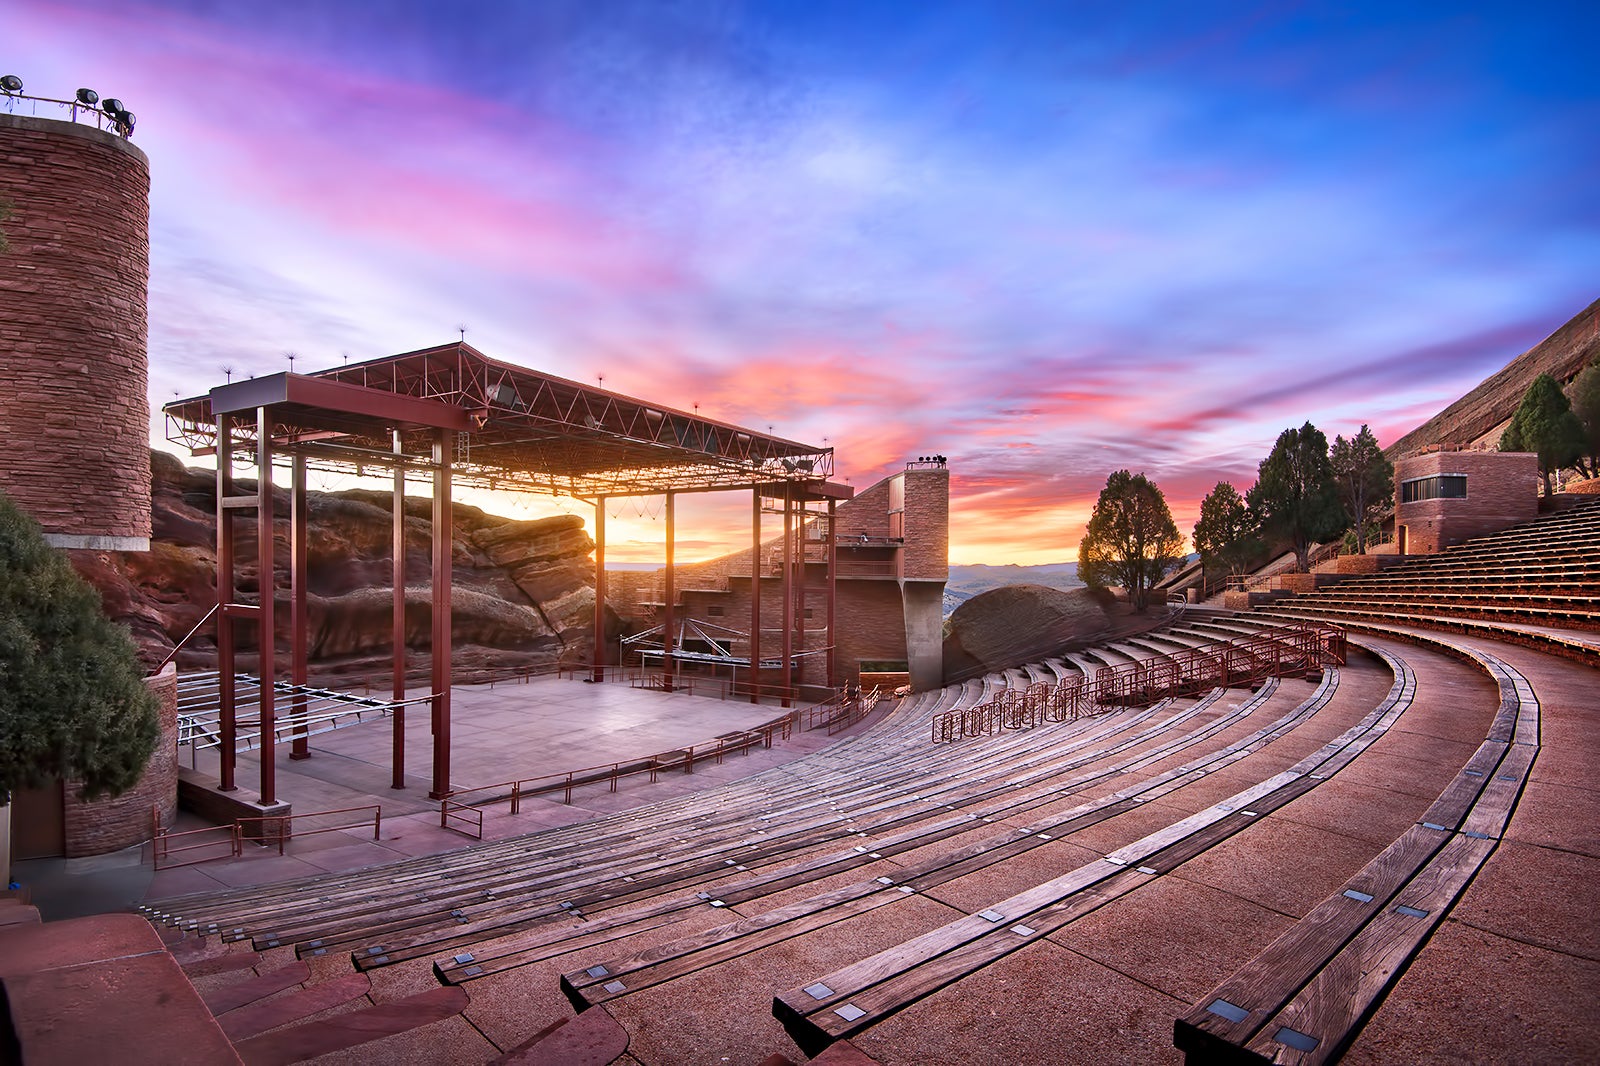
[1171,638,1537,1064]
[769,649,1412,1056]
[551,672,1346,1013]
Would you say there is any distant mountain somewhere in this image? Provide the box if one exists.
[944,562,1082,616]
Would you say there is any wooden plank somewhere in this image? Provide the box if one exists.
[1172,823,1449,1057]
[1241,834,1496,1065]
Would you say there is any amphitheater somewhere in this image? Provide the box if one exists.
[5,497,1597,1064]
[3,95,1599,1066]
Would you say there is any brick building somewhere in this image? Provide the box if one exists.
[610,461,950,691]
[1394,449,1539,555]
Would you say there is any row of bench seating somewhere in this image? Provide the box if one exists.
[132,600,1574,1064]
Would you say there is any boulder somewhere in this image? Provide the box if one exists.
[942,584,1112,684]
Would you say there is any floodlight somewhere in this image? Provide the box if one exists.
[117,110,135,132]
[76,88,99,105]
[0,75,22,93]
[101,97,123,115]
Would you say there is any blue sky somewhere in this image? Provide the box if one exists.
[10,0,1598,562]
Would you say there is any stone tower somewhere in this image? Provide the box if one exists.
[0,109,151,550]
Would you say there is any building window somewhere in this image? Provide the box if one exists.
[804,608,814,619]
[1401,474,1467,503]
[707,605,724,616]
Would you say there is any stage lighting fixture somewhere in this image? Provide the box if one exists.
[0,75,22,93]
[101,97,124,115]
[76,88,99,105]
[117,110,135,133]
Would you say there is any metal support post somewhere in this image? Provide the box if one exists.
[592,497,606,683]
[429,429,453,800]
[781,487,793,707]
[392,430,407,789]
[663,491,675,689]
[827,497,837,689]
[290,452,310,760]
[216,416,236,792]
[749,488,761,704]
[256,406,276,805]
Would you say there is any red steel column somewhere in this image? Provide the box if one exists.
[592,498,606,683]
[392,431,407,789]
[662,491,676,688]
[749,488,761,704]
[781,486,793,707]
[256,406,276,805]
[216,416,237,792]
[289,452,310,760]
[429,429,453,799]
[827,497,837,689]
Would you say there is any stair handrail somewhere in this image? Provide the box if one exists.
[154,602,221,674]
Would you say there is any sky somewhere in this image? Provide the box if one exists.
[10,0,1599,564]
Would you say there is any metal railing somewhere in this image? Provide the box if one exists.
[930,622,1345,743]
[149,804,383,868]
[235,805,381,856]
[0,86,136,138]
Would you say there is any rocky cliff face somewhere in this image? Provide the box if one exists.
[1387,298,1600,458]
[69,451,619,681]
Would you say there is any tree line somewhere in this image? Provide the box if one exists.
[1079,357,1600,612]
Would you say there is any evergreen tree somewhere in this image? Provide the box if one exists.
[0,490,160,805]
[1192,481,1260,580]
[1246,422,1346,572]
[1329,424,1394,554]
[1569,357,1600,480]
[1499,372,1585,495]
[1077,470,1183,612]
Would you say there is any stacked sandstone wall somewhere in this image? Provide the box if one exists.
[0,114,151,548]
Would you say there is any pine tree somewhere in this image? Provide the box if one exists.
[0,490,160,805]
[1077,470,1183,612]
[1330,425,1394,554]
[1569,358,1600,480]
[1247,422,1346,572]
[1499,372,1585,495]
[1192,481,1260,580]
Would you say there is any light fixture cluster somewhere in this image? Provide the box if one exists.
[0,75,136,137]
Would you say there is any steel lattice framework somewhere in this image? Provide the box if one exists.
[164,342,835,497]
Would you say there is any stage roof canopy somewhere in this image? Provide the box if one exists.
[165,342,844,499]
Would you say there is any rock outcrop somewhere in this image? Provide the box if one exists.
[68,451,620,680]
[1387,298,1600,458]
[942,584,1113,684]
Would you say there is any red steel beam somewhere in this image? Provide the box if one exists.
[663,492,675,689]
[290,453,310,761]
[592,499,606,683]
[216,416,237,792]
[392,430,407,789]
[256,406,277,805]
[429,428,453,800]
[749,488,761,704]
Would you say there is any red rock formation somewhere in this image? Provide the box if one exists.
[68,452,619,681]
[1387,298,1600,458]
